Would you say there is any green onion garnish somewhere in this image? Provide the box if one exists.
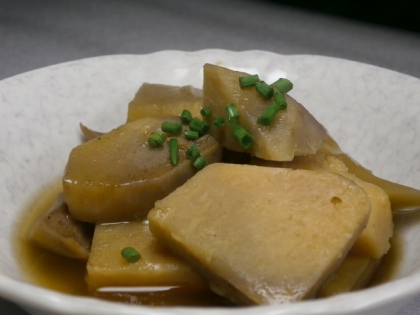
[225,103,252,148]
[180,109,193,124]
[239,74,260,88]
[186,143,200,160]
[255,81,274,100]
[225,103,240,123]
[213,116,226,127]
[148,132,166,148]
[169,138,179,165]
[161,121,182,135]
[270,78,293,93]
[232,125,253,149]
[257,103,285,126]
[189,118,210,135]
[121,247,141,263]
[193,156,207,170]
[184,129,199,140]
[273,91,287,108]
[200,107,212,117]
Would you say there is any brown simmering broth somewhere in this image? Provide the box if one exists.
[14,179,401,306]
[13,179,227,306]
[14,180,88,296]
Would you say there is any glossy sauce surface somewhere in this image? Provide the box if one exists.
[14,180,88,296]
[14,179,401,306]
[13,180,226,306]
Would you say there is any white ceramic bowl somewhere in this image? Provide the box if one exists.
[1,50,420,315]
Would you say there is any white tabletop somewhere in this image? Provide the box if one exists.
[1,0,419,314]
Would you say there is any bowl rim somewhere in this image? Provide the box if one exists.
[1,49,420,315]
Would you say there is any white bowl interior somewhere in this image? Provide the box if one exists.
[1,50,420,314]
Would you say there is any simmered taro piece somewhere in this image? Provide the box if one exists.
[63,116,222,223]
[127,83,203,123]
[87,221,205,292]
[29,193,93,259]
[321,138,420,213]
[318,254,381,297]
[252,149,393,259]
[203,64,329,161]
[148,163,371,305]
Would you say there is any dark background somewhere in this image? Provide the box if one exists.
[271,0,420,33]
[1,0,419,80]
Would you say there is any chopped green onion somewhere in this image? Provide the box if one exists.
[193,156,207,170]
[232,125,253,149]
[273,91,287,108]
[186,143,200,160]
[121,247,141,263]
[225,103,240,123]
[213,116,226,127]
[257,103,284,126]
[184,129,199,140]
[239,74,260,88]
[255,81,274,100]
[189,118,210,135]
[225,103,252,148]
[169,138,179,165]
[200,107,212,117]
[148,132,166,148]
[161,121,182,135]
[180,109,193,124]
[270,78,293,93]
